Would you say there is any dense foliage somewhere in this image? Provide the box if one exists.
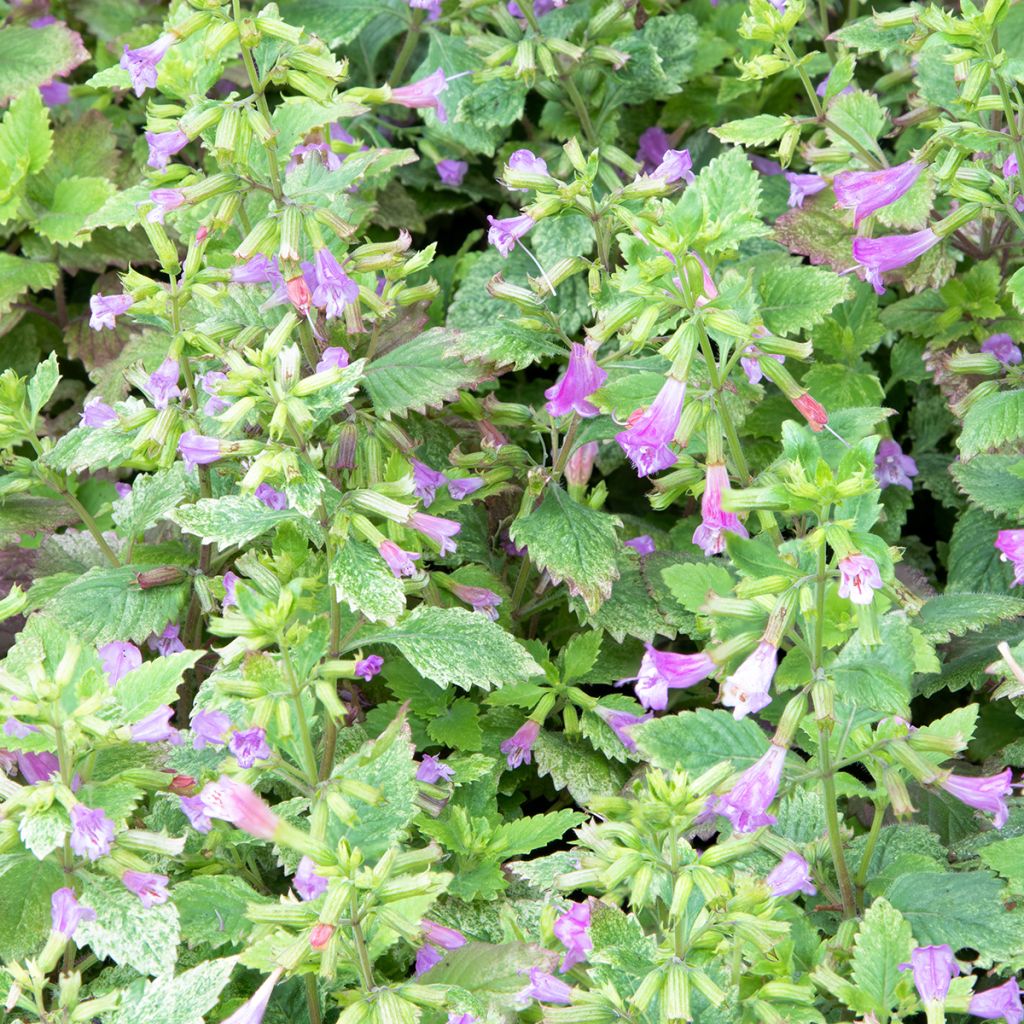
[2,0,1024,1022]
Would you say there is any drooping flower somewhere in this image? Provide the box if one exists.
[448,477,484,500]
[81,400,117,428]
[231,255,283,287]
[416,945,444,974]
[740,345,784,385]
[51,888,96,937]
[219,968,284,1024]
[200,776,279,839]
[310,923,335,949]
[766,852,817,897]
[437,159,468,186]
[146,357,182,409]
[315,346,350,373]
[874,438,917,490]
[692,462,748,556]
[409,512,461,555]
[982,332,1023,366]
[784,172,827,208]
[595,707,652,752]
[391,68,448,122]
[544,342,607,418]
[421,919,466,950]
[254,482,287,511]
[650,148,694,185]
[149,623,186,656]
[636,126,670,173]
[615,376,687,477]
[130,705,181,744]
[450,583,502,620]
[940,769,1013,828]
[229,727,272,769]
[120,34,174,97]
[834,161,923,227]
[145,129,189,170]
[899,945,960,1007]
[312,249,359,319]
[89,293,133,331]
[355,655,384,681]
[625,535,655,557]
[996,530,1024,587]
[518,968,573,1005]
[222,571,239,610]
[969,977,1023,1024]
[553,900,592,972]
[837,554,884,605]
[18,751,59,784]
[98,641,141,687]
[412,459,447,507]
[191,709,231,750]
[487,213,535,257]
[713,743,787,833]
[147,187,186,224]
[180,794,212,833]
[178,431,222,472]
[565,441,599,489]
[622,645,715,711]
[123,871,170,907]
[508,148,549,178]
[792,392,828,432]
[852,229,940,295]
[40,80,71,106]
[720,641,778,720]
[379,540,420,578]
[417,754,454,783]
[500,719,540,769]
[286,274,313,316]
[70,804,115,861]
[294,856,329,900]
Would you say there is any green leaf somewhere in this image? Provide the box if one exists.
[104,650,203,725]
[173,877,271,950]
[712,115,791,145]
[847,898,914,1018]
[356,606,543,691]
[510,486,621,613]
[572,556,682,643]
[0,254,58,317]
[107,960,238,1024]
[27,352,60,418]
[330,538,406,625]
[18,803,68,859]
[34,176,116,246]
[825,90,888,160]
[113,466,195,537]
[426,697,483,751]
[916,593,1024,642]
[959,390,1024,458]
[633,708,770,774]
[275,0,401,46]
[946,508,1018,593]
[829,616,914,715]
[457,78,528,129]
[532,730,630,804]
[561,630,603,682]
[42,422,137,473]
[168,496,321,547]
[979,836,1024,894]
[589,901,658,976]
[1008,266,1024,315]
[754,257,853,336]
[661,561,734,614]
[420,941,559,1003]
[0,23,88,104]
[494,809,585,858]
[692,147,770,254]
[951,454,1024,517]
[773,193,853,275]
[0,854,64,962]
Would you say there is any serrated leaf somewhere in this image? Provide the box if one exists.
[830,616,914,715]
[173,877,270,950]
[0,22,88,104]
[457,78,528,129]
[634,708,769,774]
[692,147,770,253]
[330,538,406,625]
[825,90,888,161]
[916,593,1024,642]
[774,192,853,273]
[113,466,195,537]
[946,508,1017,593]
[103,650,203,725]
[510,486,621,613]
[0,854,64,962]
[426,697,483,750]
[847,898,914,1017]
[979,836,1024,893]
[27,351,60,418]
[951,454,1024,517]
[755,257,852,336]
[494,809,585,858]
[712,115,791,145]
[106,956,238,1024]
[168,496,322,547]
[561,630,603,682]
[35,176,116,245]
[421,941,559,1000]
[42,422,137,473]
[959,390,1024,457]
[0,254,58,317]
[18,804,68,859]
[532,730,630,804]
[661,561,734,613]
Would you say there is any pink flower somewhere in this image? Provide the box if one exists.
[940,769,1013,827]
[834,161,923,227]
[148,623,185,656]
[310,923,334,948]
[412,459,446,507]
[286,274,313,316]
[448,477,484,500]
[120,34,174,97]
[409,512,460,555]
[899,945,960,1005]
[553,900,592,971]
[874,439,917,490]
[379,540,420,578]
[712,743,787,833]
[312,249,359,319]
[316,346,350,373]
[130,705,181,744]
[178,431,222,472]
[615,376,686,477]
[518,968,572,1005]
[98,641,141,686]
[544,342,607,418]
[232,255,283,287]
[595,707,651,752]
[355,655,384,681]
[838,554,883,605]
[450,583,502,620]
[487,213,535,257]
[720,641,777,719]
[982,332,1022,366]
[255,483,288,510]
[89,293,133,331]
[969,978,1023,1024]
[740,345,784,385]
[145,129,189,170]
[792,392,828,432]
[294,856,328,900]
[180,795,212,833]
[147,188,186,224]
[191,709,231,750]
[500,719,540,768]
[147,357,182,409]
[421,918,466,950]
[391,68,448,122]
[51,888,95,937]
[219,969,284,1024]
[996,530,1024,586]
[416,945,444,974]
[622,645,714,711]
[200,776,279,839]
[18,751,59,784]
[437,159,468,186]
[692,463,748,556]
[229,727,271,769]
[766,852,816,896]
[70,804,115,861]
[852,229,939,294]
[123,870,169,907]
[784,172,827,208]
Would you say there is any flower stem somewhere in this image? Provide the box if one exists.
[304,975,322,1024]
[854,797,887,896]
[58,486,120,567]
[391,9,426,86]
[278,631,319,784]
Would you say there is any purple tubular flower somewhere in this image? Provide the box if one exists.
[180,795,212,833]
[120,34,174,96]
[115,482,132,499]
[70,804,115,861]
[219,968,284,1024]
[254,482,288,510]
[508,0,562,16]
[625,535,655,557]
[421,918,466,950]
[450,583,502,620]
[379,540,420,578]
[509,148,549,176]
[147,187,186,224]
[636,126,670,173]
[741,345,784,385]
[874,438,917,490]
[448,477,484,501]
[412,459,447,507]
[899,945,960,1005]
[720,641,778,720]
[749,155,783,176]
[81,399,117,428]
[4,717,38,739]
[409,512,461,555]
[595,707,651,752]
[232,255,284,286]
[191,709,231,750]
[312,249,359,319]
[834,160,923,227]
[838,554,883,605]
[18,751,59,784]
[624,645,715,711]
[40,80,71,106]
[553,900,592,972]
[784,172,827,208]
[651,149,694,185]
[228,727,272,769]
[852,229,940,294]
[145,129,189,170]
[222,570,239,610]
[615,376,686,477]
[766,852,817,897]
[147,357,182,409]
[996,530,1024,587]
[487,213,536,257]
[437,159,468,186]
[316,346,350,373]
[89,293,133,331]
[391,68,448,122]
[286,140,343,173]
[982,332,1023,366]
[355,655,384,681]
[501,719,540,769]
[448,1014,477,1024]
[544,342,607,418]
[970,978,1023,1024]
[149,623,186,657]
[200,776,279,838]
[51,888,95,937]
[519,968,573,1005]
[98,641,141,687]
[130,705,181,744]
[940,769,1013,827]
[416,945,444,975]
[692,462,748,556]
[178,431,222,472]
[294,856,329,900]
[714,743,787,833]
[122,870,170,907]
[417,754,454,783]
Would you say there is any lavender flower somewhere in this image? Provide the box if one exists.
[422,919,466,950]
[487,213,535,257]
[147,187,186,224]
[650,148,694,185]
[544,342,607,418]
[996,530,1024,586]
[625,535,655,556]
[294,856,329,900]
[982,332,1023,366]
[899,945,960,1006]
[355,655,384,681]
[834,161,923,227]
[509,148,549,177]
[969,978,1023,1024]
[749,155,783,176]
[416,945,444,974]
[713,743,787,833]
[229,727,272,769]
[122,870,170,907]
[287,140,342,173]
[379,540,420,578]
[218,968,283,1024]
[636,126,670,173]
[81,399,117,428]
[180,795,212,833]
[508,0,562,17]
[450,583,502,620]
[232,255,283,287]
[254,482,287,510]
[18,751,59,784]
[312,249,359,319]
[316,346,350,373]
[417,754,454,783]
[98,641,141,686]
[874,439,917,490]
[784,172,827,208]
[191,709,230,750]
[740,345,784,385]
[147,357,181,409]
[4,717,37,738]
[500,719,540,768]
[766,852,817,897]
[70,804,115,861]
[409,512,460,554]
[222,570,239,610]
[89,293,133,331]
[448,1015,478,1024]
[145,129,188,170]
[692,462,748,556]
[720,641,777,720]
[200,776,278,838]
[940,769,1013,828]
[178,431,222,472]
[852,229,939,294]
[622,645,715,711]
[115,482,132,499]
[615,376,686,477]
[837,554,883,605]
[391,68,448,122]
[149,623,186,656]
[553,900,592,972]
[120,34,174,97]
[448,477,484,500]
[51,888,95,937]
[130,705,181,744]
[437,159,468,186]
[595,707,651,752]
[412,459,447,507]
[518,968,572,1005]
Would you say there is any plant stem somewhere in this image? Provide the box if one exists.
[278,631,319,784]
[391,9,426,86]
[552,413,580,477]
[349,895,376,989]
[854,797,887,894]
[304,975,323,1024]
[562,75,597,147]
[58,486,120,567]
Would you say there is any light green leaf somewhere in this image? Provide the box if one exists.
[421,941,559,1003]
[18,804,68,860]
[946,508,1018,593]
[959,390,1024,458]
[35,176,116,246]
[27,352,60,418]
[825,90,888,160]
[0,23,87,104]
[561,630,603,682]
[589,901,658,975]
[754,257,853,336]
[712,115,791,145]
[848,898,914,1018]
[0,254,58,317]
[457,78,528,130]
[951,454,1024,517]
[830,616,914,714]
[426,697,483,751]
[916,594,1024,643]
[0,854,64,962]
[494,809,585,858]
[633,708,770,774]
[692,147,770,254]
[661,561,734,614]
[42,422,137,473]
[532,730,630,804]
[168,496,322,547]
[106,957,238,1024]
[113,466,195,537]
[979,836,1024,894]
[104,650,203,725]
[173,877,271,950]
[330,538,406,625]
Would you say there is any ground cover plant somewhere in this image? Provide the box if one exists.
[2,0,1024,1021]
